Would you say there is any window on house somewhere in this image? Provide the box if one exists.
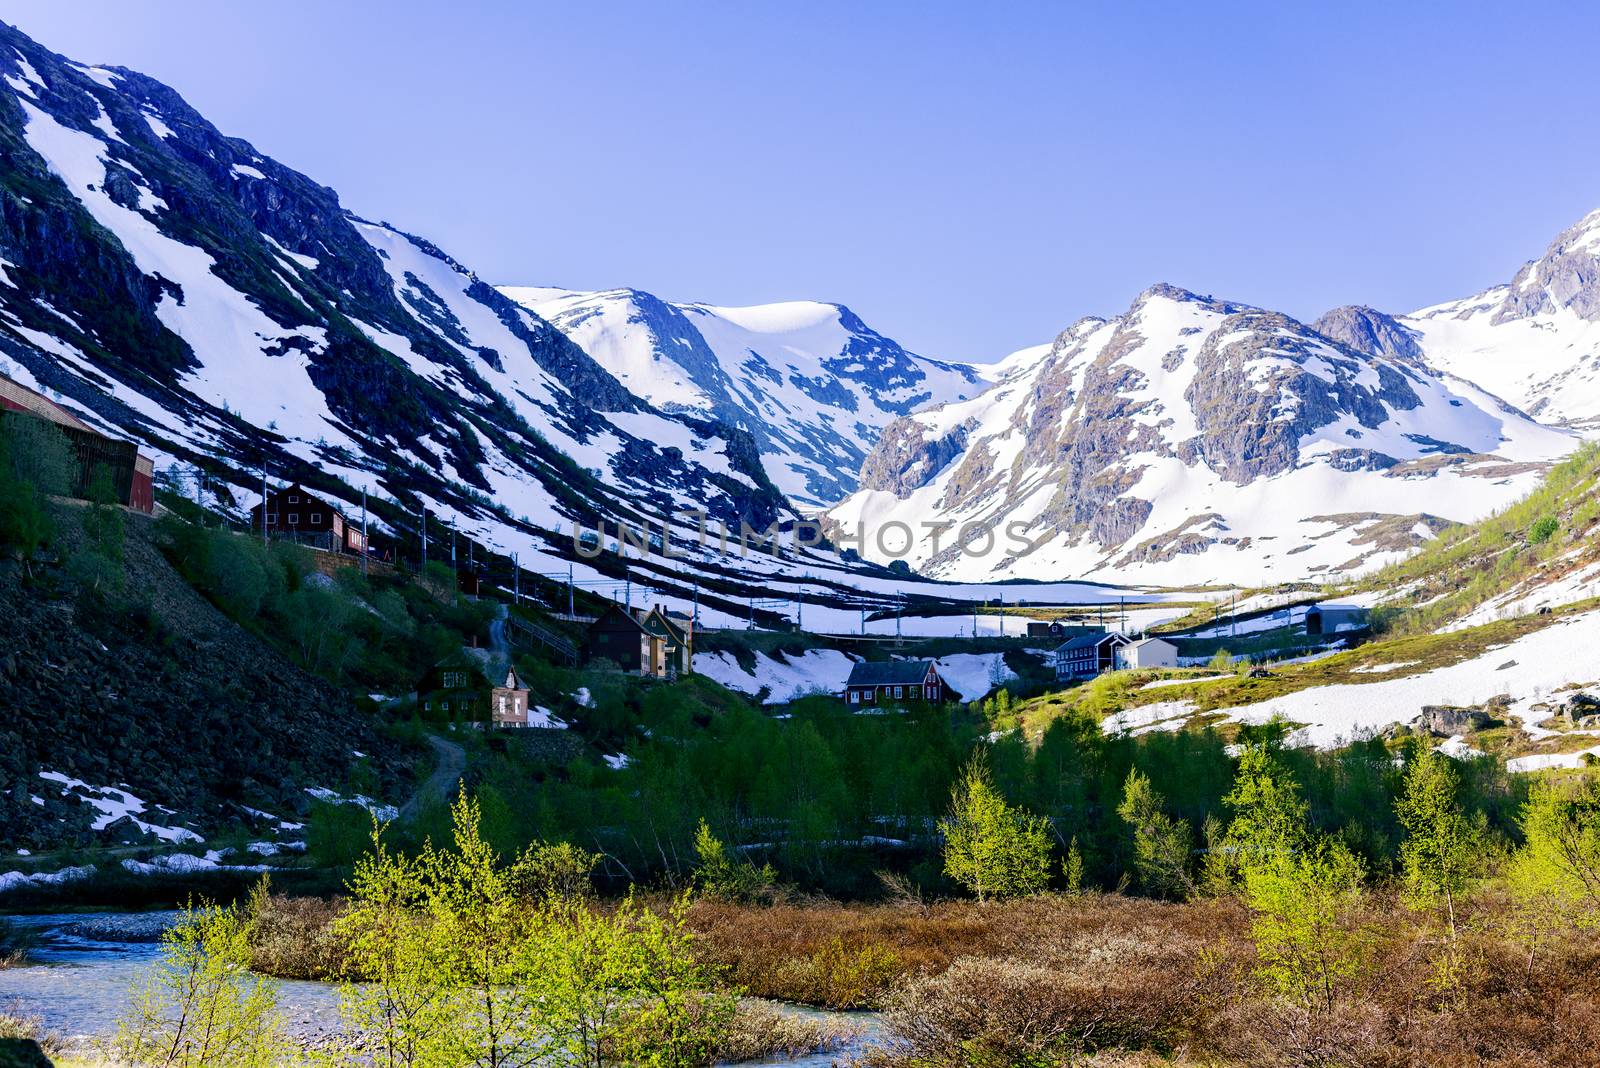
[288,514,299,525]
[311,512,322,523]
[910,686,921,699]
[893,686,903,699]
[425,701,432,711]
[266,513,277,525]
[288,495,299,503]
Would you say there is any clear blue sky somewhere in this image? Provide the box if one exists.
[8,1,1599,361]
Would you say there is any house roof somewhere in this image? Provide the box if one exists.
[1055,631,1127,652]
[265,482,346,519]
[1127,637,1177,650]
[1307,603,1367,613]
[590,604,651,634]
[640,606,688,643]
[846,660,937,687]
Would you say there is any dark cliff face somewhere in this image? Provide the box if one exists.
[0,21,789,550]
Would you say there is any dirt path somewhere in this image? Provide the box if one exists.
[400,735,466,821]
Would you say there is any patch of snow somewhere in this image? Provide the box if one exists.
[36,771,201,843]
[1435,735,1486,760]
[693,648,859,704]
[933,652,1018,701]
[1141,674,1229,690]
[1506,745,1600,773]
[1102,700,1197,735]
[305,787,398,822]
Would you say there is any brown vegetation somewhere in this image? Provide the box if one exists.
[690,891,1600,1068]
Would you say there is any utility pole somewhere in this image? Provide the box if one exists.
[973,601,978,639]
[1000,594,1005,637]
[261,463,269,549]
[625,578,631,609]
[692,581,700,628]
[1120,597,1126,634]
[896,595,903,645]
[361,486,368,578]
[421,506,428,571]
[513,552,520,604]
[567,563,575,618]
[748,595,754,631]
[860,606,866,636]
[796,586,803,632]
[451,521,457,566]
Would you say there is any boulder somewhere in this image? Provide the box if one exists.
[1415,705,1493,736]
[0,1039,53,1068]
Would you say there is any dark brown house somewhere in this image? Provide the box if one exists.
[247,482,366,554]
[843,660,947,706]
[584,604,665,677]
[415,651,531,727]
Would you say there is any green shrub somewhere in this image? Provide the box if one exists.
[1528,514,1560,544]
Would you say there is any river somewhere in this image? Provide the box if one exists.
[0,912,883,1065]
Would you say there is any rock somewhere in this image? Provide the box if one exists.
[0,1039,53,1068]
[1415,705,1493,736]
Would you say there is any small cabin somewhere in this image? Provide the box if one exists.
[1051,631,1129,680]
[1025,621,1068,639]
[248,482,366,554]
[1304,604,1369,636]
[843,660,947,706]
[416,652,531,727]
[1117,636,1179,670]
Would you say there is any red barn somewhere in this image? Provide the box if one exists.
[0,372,154,513]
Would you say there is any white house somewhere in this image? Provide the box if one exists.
[1117,637,1179,670]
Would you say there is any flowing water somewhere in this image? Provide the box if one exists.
[0,912,884,1065]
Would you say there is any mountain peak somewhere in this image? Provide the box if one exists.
[1496,206,1600,324]
[1313,305,1424,364]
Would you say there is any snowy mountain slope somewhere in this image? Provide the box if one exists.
[825,284,1577,586]
[501,286,982,507]
[1356,208,1600,427]
[0,21,817,593]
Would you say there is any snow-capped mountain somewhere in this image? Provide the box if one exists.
[1324,209,1600,427]
[500,287,982,508]
[0,21,817,595]
[825,284,1577,585]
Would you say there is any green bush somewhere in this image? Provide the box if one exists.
[1528,514,1560,544]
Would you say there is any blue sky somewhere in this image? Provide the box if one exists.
[8,2,1600,361]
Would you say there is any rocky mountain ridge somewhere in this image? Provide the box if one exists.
[827,283,1576,585]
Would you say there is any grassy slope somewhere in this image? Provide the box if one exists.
[1359,442,1600,633]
